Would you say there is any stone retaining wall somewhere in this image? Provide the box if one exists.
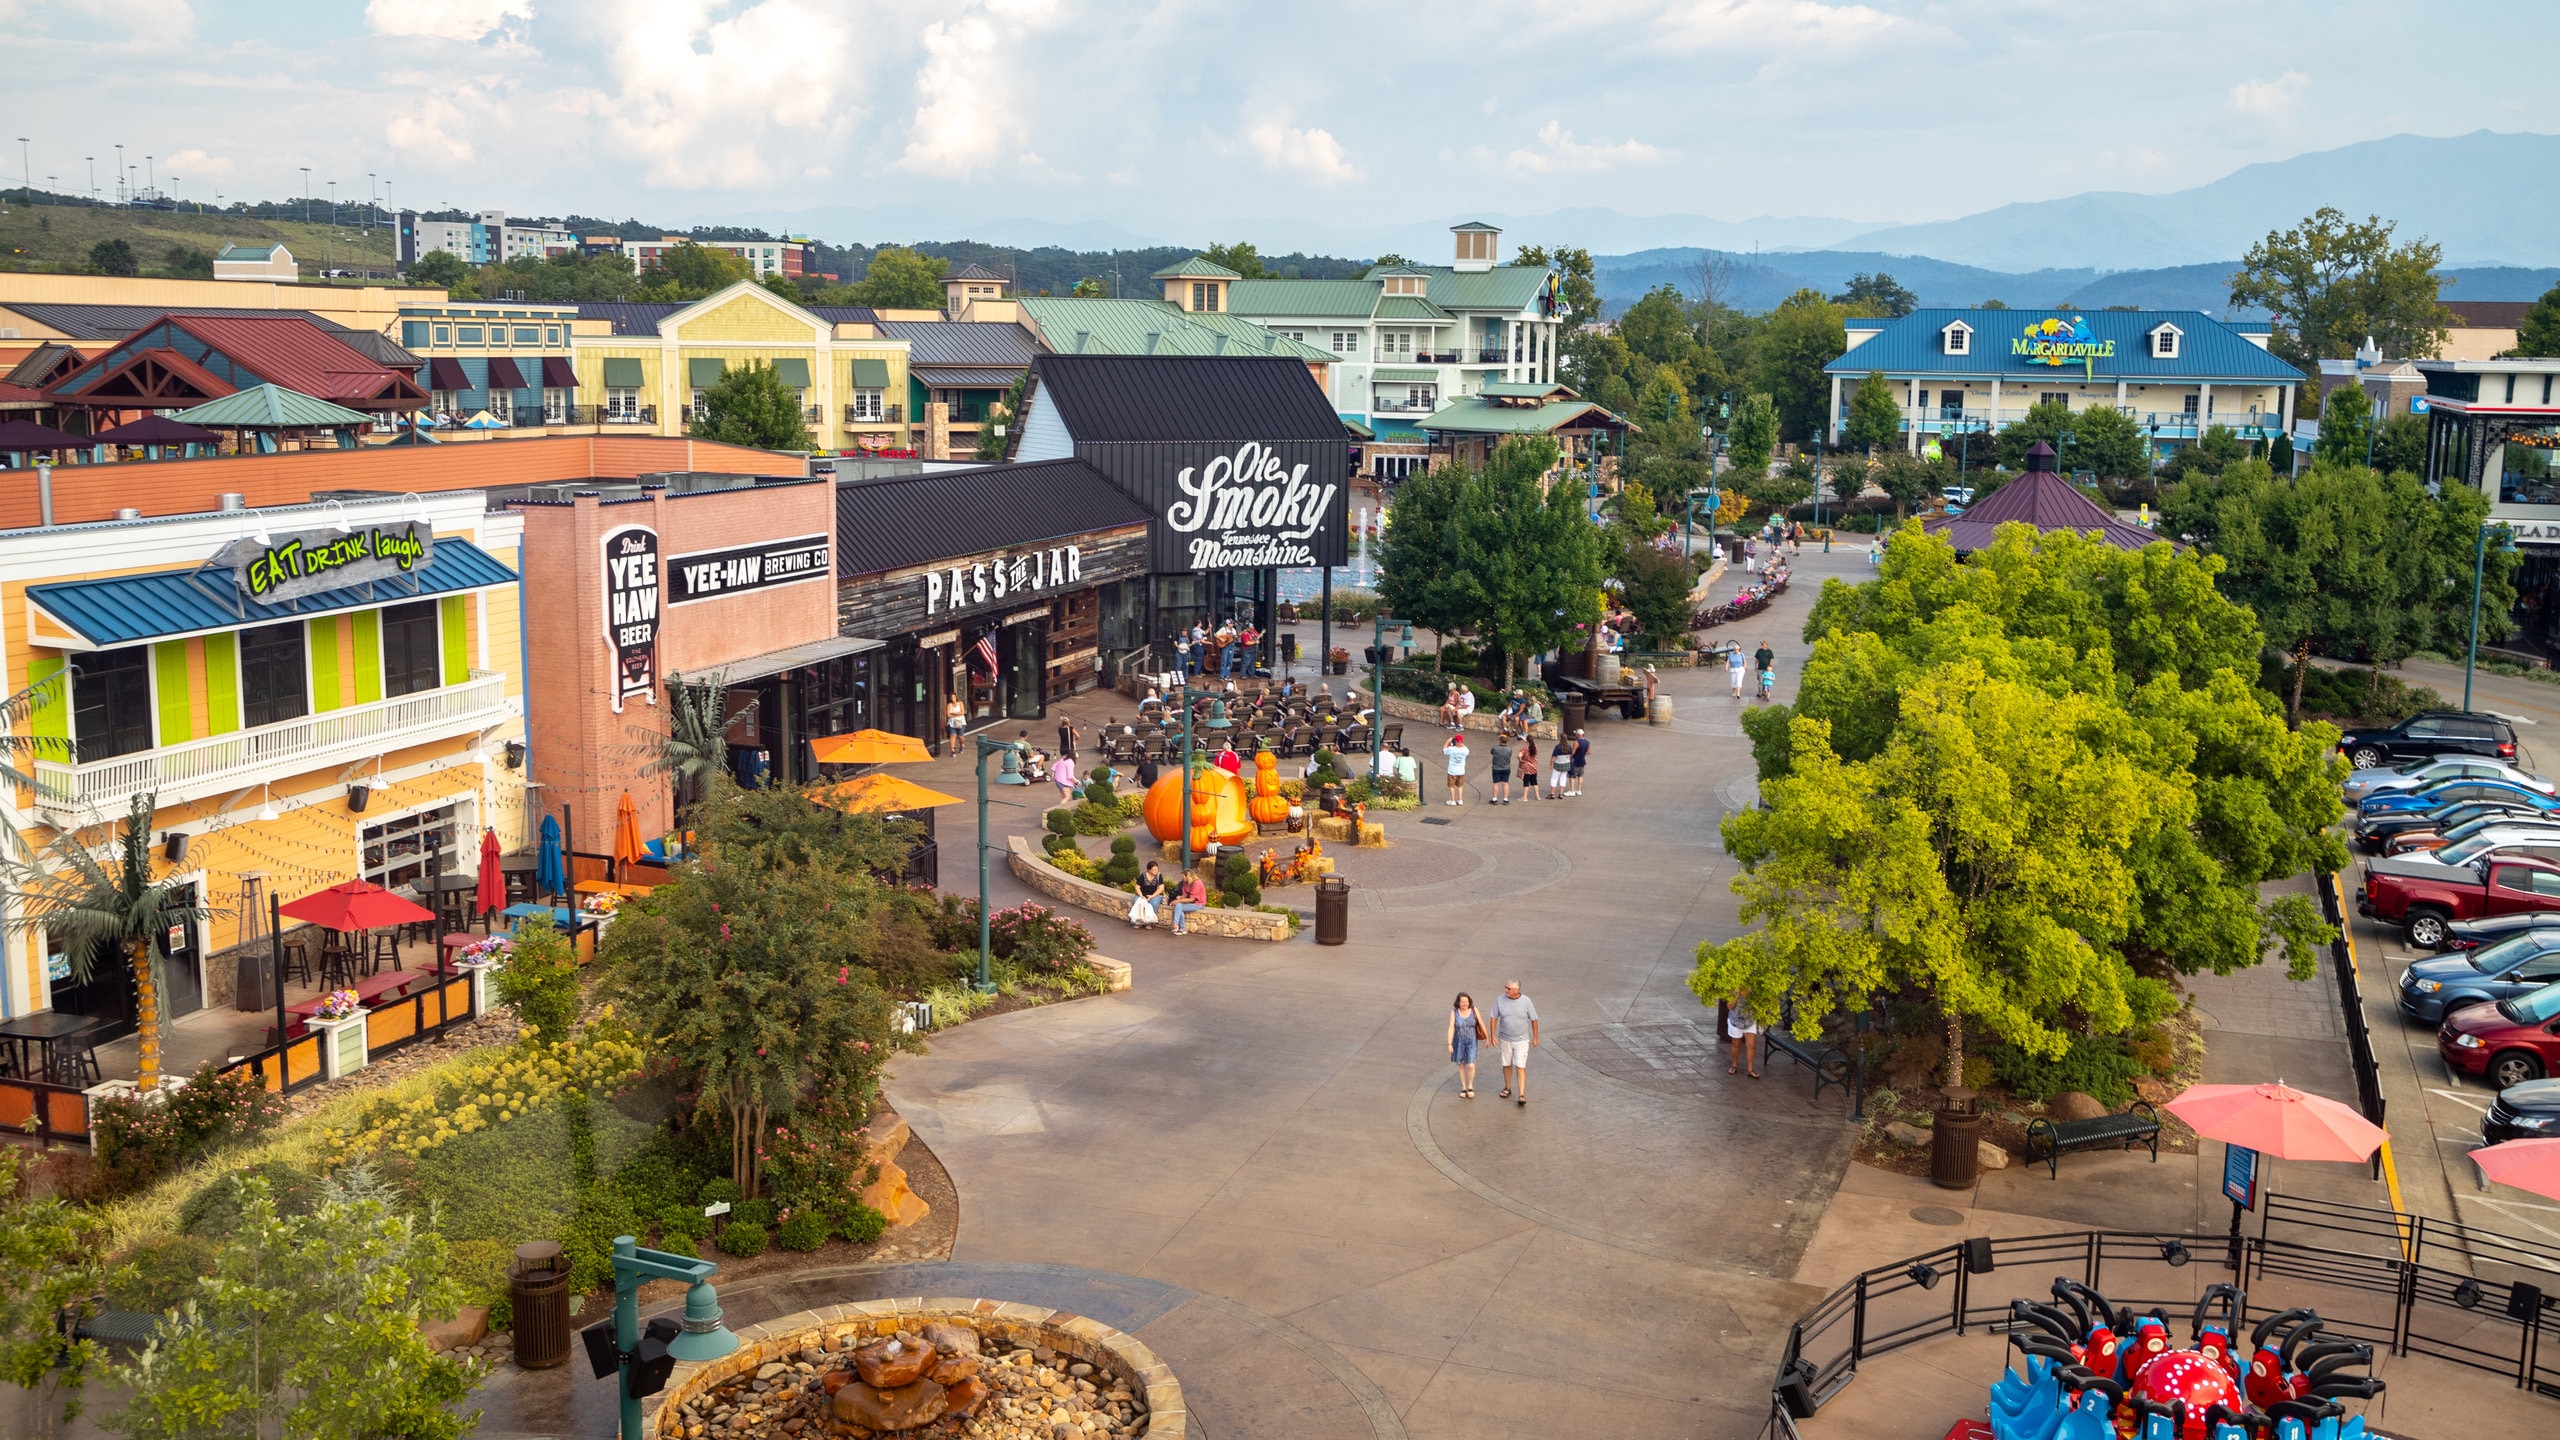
[1006,835,1291,942]
[646,1299,1184,1440]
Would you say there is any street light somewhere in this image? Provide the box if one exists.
[2464,522,2520,712]
[972,733,1028,994]
[606,1236,736,1440]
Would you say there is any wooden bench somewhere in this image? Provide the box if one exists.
[2024,1100,2163,1179]
[1765,1029,1853,1101]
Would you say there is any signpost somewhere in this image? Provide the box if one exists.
[2222,1144,2258,1272]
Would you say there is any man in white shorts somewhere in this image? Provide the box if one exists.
[1489,979,1539,1106]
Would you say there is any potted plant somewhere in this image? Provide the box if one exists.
[309,989,370,1080]
[1328,647,1350,676]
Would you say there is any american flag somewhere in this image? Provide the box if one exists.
[974,633,1000,678]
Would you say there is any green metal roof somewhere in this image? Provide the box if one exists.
[1451,221,1500,233]
[1225,265,1553,321]
[1226,280,1382,319]
[170,384,371,428]
[1340,416,1375,439]
[1419,266,1550,312]
[1420,395,1631,436]
[1149,255,1241,280]
[1372,367,1441,383]
[1374,296,1454,321]
[1016,298,1333,362]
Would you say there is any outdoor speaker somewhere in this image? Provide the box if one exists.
[579,1319,620,1380]
[2508,1281,2543,1322]
[161,832,188,864]
[627,1336,676,1399]
[1964,1236,1995,1274]
[347,782,371,813]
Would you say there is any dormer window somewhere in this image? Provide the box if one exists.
[1383,274,1425,297]
[2149,323,2182,359]
[1942,321,1971,356]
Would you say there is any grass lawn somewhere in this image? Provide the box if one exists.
[0,201,399,278]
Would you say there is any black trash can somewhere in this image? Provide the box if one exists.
[509,1240,572,1369]
[1315,875,1350,946]
[1931,1087,1982,1191]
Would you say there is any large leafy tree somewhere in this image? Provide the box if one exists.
[1994,400,2150,481]
[835,246,949,309]
[1725,391,1778,480]
[1513,244,1598,327]
[402,250,469,292]
[1377,460,1471,642]
[1451,438,1607,685]
[1832,272,1917,318]
[645,240,754,299]
[1200,241,1269,279]
[2228,208,2448,375]
[2371,412,2427,476]
[1843,370,1903,454]
[2512,280,2560,358]
[2316,384,2373,466]
[689,359,814,451]
[1705,524,2346,1077]
[1751,288,1849,442]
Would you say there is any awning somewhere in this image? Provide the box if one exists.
[712,633,884,685]
[772,358,811,389]
[1372,368,1439,383]
[849,358,892,388]
[688,358,727,387]
[911,367,1015,389]
[602,358,644,388]
[541,356,578,389]
[426,357,470,391]
[485,356,528,391]
[26,537,521,649]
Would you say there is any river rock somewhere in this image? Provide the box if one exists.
[1885,1120,1930,1147]
[1978,1139,2012,1170]
[854,1338,936,1389]
[920,1322,980,1358]
[832,1378,948,1432]
[2051,1091,2110,1122]
[927,1351,979,1385]
[942,1375,990,1416]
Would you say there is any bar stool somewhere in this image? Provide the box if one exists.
[503,863,537,907]
[320,934,363,990]
[277,934,316,989]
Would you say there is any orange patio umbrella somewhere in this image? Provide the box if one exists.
[811,772,965,814]
[612,792,643,876]
[2472,1137,2560,1201]
[809,728,934,766]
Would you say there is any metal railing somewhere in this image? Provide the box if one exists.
[843,405,890,425]
[2316,870,2389,1161]
[602,406,656,425]
[35,673,511,823]
[1371,398,1437,414]
[1476,348,1506,363]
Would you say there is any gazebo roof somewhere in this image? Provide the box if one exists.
[172,384,374,429]
[1922,442,2161,552]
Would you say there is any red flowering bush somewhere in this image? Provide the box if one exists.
[987,902,1096,974]
[81,1061,287,1202]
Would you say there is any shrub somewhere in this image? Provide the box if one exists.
[1070,800,1123,834]
[1987,1035,2142,1107]
[1099,835,1139,886]
[178,1158,318,1236]
[732,1196,777,1228]
[760,1088,874,1217]
[658,1205,710,1241]
[494,918,582,1044]
[655,1233,699,1260]
[1083,777,1117,808]
[987,903,1096,974]
[1041,831,1079,857]
[776,1209,830,1251]
[320,1017,646,1165]
[106,1232,219,1313]
[1047,848,1101,881]
[838,1203,890,1245]
[716,1221,768,1257]
[2124,976,2181,1029]
[1217,852,1260,907]
[83,1060,288,1201]
[699,1176,745,1207]
[1044,808,1078,838]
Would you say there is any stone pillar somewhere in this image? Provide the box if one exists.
[926,400,951,460]
[1990,376,2002,433]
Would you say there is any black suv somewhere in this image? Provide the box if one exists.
[2337,711,2518,769]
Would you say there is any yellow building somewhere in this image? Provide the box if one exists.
[0,490,528,1031]
[570,281,917,453]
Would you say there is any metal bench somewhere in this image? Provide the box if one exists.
[1765,1029,1852,1101]
[2024,1100,2163,1179]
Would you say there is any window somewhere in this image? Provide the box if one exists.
[402,321,430,348]
[545,326,562,346]
[456,325,482,345]
[2182,394,2200,416]
[430,389,456,415]
[1407,385,1435,410]
[691,388,708,419]
[1914,390,1929,412]
[433,324,451,345]
[1191,282,1220,312]
[239,622,308,728]
[513,326,539,344]
[362,802,460,891]
[381,601,442,698]
[72,646,153,761]
[1279,330,1305,343]
[1942,323,1971,356]
[1379,331,1413,357]
[2500,426,2560,507]
[606,386,640,420]
[1939,392,1965,420]
[1331,331,1358,353]
[543,388,566,423]
[2151,325,2181,359]
[849,387,885,421]
[2041,393,2069,409]
[487,389,513,423]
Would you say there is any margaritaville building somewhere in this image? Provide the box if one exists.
[0,490,525,1035]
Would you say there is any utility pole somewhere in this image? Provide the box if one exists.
[300,166,312,225]
[84,155,93,202]
[113,143,123,202]
[14,139,27,199]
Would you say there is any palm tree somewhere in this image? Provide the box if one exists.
[0,669,74,860]
[610,671,736,819]
[0,791,217,1091]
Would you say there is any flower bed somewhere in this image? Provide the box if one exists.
[321,1013,647,1163]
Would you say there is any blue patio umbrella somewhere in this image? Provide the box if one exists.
[537,813,567,898]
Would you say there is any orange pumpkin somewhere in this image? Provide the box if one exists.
[1249,750,1290,824]
[1142,764,1255,852]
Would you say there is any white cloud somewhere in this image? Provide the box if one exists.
[2230,70,2310,115]
[1646,0,1900,54]
[1244,123,1362,185]
[387,96,478,168]
[365,0,531,42]
[1502,122,1661,176]
[79,0,195,51]
[601,0,857,188]
[164,147,235,178]
[897,0,1065,177]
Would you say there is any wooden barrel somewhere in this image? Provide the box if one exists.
[1649,696,1674,726]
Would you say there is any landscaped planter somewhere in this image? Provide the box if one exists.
[314,1009,370,1079]
[1006,835,1291,942]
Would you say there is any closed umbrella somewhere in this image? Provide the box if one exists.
[474,827,504,919]
[2472,1137,2560,1201]
[537,813,566,898]
[612,792,643,877]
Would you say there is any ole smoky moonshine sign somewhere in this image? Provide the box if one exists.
[1161,440,1341,571]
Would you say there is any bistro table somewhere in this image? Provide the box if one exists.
[500,853,541,906]
[411,872,483,936]
[0,1012,109,1086]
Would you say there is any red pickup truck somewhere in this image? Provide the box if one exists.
[2360,855,2560,948]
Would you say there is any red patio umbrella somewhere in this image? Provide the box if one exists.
[2165,1081,2388,1162]
[280,879,435,931]
[2472,1137,2560,1201]
[475,828,504,918]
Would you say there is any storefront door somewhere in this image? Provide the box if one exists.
[1005,621,1045,720]
[159,883,203,1019]
[47,934,134,1041]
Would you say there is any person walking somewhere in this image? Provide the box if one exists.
[1050,751,1079,804]
[944,695,968,757]
[1727,641,1749,699]
[1487,734,1514,804]
[1567,728,1590,796]
[1547,734,1572,798]
[1129,861,1166,927]
[1490,979,1539,1105]
[1169,868,1209,935]
[1753,639,1775,693]
[1442,730,1469,806]
[1057,717,1080,763]
[1726,992,1762,1078]
[1448,992,1489,1099]
[1518,743,1540,802]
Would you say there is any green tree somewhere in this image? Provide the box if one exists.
[1377,461,1471,645]
[1726,391,1778,481]
[1833,272,1917,318]
[0,1147,101,1434]
[648,240,754,298]
[1070,276,1108,298]
[1451,438,1607,685]
[1633,370,1693,438]
[840,246,949,309]
[2316,384,2373,466]
[2511,280,2560,358]
[106,1175,475,1440]
[0,792,216,1091]
[1360,253,1413,278]
[88,238,139,276]
[1994,400,2151,481]
[1200,241,1269,279]
[1617,285,1701,370]
[1614,534,1693,645]
[1843,371,1903,454]
[160,244,214,280]
[402,250,470,293]
[2372,412,2427,476]
[1751,288,1848,442]
[688,359,814,451]
[1872,452,1937,519]
[1514,244,1599,327]
[977,370,1030,462]
[1739,454,1815,518]
[611,671,730,818]
[2228,208,2449,374]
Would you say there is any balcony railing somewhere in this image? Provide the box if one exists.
[33,673,515,824]
[602,406,656,425]
[843,405,892,425]
[804,406,824,424]
[1371,397,1438,414]
[1475,348,1506,364]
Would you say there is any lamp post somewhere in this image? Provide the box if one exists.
[973,734,1028,994]
[2464,522,2519,712]
[1371,608,1392,780]
[608,1236,736,1440]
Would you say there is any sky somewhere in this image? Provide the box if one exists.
[5,0,2557,252]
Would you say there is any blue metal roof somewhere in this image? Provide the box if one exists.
[27,538,519,648]
[1824,309,2303,383]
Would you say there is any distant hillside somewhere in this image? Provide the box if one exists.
[0,191,397,279]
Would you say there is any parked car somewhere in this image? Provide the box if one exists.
[2374,824,2560,875]
[2397,930,2560,1024]
[2438,979,2560,1089]
[2483,1077,2560,1144]
[2384,817,2560,856]
[2358,777,2560,819]
[1942,486,1976,506]
[2343,755,2553,805]
[2336,711,2519,769]
[2440,912,2560,952]
[2356,800,2554,852]
[2359,855,2560,948]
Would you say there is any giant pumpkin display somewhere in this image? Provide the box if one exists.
[1249,750,1290,825]
[1142,764,1254,852]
